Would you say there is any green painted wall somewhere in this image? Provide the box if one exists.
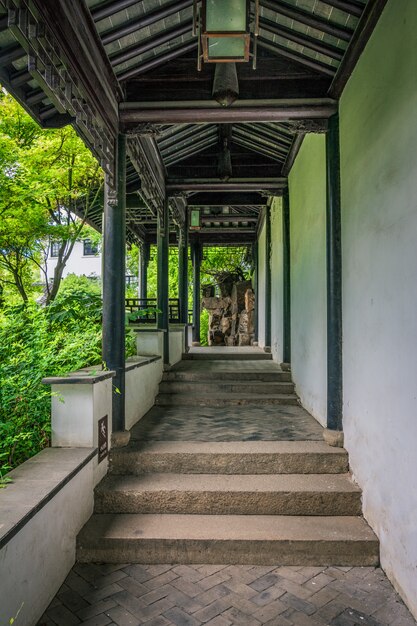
[257,220,266,347]
[339,0,417,617]
[288,133,327,425]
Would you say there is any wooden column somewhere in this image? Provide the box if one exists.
[265,203,272,350]
[138,241,150,300]
[178,212,189,326]
[191,239,202,345]
[102,134,126,433]
[326,113,343,439]
[157,199,170,365]
[282,188,291,364]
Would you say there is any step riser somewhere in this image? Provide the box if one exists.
[77,539,379,566]
[182,353,273,361]
[110,452,349,475]
[94,492,362,516]
[163,372,292,382]
[155,396,299,407]
[159,382,295,394]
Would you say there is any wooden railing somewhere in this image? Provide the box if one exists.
[125,298,180,324]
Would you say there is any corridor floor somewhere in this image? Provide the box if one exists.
[38,356,416,626]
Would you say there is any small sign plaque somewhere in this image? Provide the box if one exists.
[98,415,108,463]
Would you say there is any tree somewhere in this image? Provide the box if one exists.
[0,90,103,304]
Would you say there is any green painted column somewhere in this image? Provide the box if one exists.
[326,113,343,434]
[191,239,202,345]
[283,188,291,364]
[265,203,272,350]
[178,212,189,326]
[102,134,126,432]
[157,199,170,365]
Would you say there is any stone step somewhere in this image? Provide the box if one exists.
[110,441,349,475]
[163,370,292,382]
[182,352,273,361]
[155,393,299,407]
[94,473,362,516]
[159,380,295,394]
[77,513,379,566]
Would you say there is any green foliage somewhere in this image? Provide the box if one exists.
[0,90,103,303]
[200,308,209,346]
[0,275,135,474]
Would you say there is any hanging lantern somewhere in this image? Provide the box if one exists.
[190,209,201,230]
[201,0,250,63]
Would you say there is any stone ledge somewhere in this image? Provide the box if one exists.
[42,368,115,385]
[125,355,161,372]
[0,447,96,550]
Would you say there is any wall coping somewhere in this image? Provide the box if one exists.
[43,369,115,385]
[0,447,96,550]
[125,355,161,372]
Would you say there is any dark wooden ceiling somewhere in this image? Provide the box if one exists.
[0,0,386,245]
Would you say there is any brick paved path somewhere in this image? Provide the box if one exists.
[38,563,416,626]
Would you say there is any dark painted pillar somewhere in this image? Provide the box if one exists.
[157,199,170,365]
[191,239,202,344]
[326,113,343,435]
[139,241,150,300]
[103,134,126,433]
[282,188,291,364]
[252,241,259,342]
[265,203,272,350]
[178,213,189,325]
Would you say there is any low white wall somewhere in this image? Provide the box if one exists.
[257,220,266,348]
[169,327,185,366]
[289,134,327,427]
[0,449,100,626]
[125,357,163,430]
[270,197,284,363]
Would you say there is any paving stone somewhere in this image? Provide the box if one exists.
[223,607,261,625]
[47,604,81,625]
[192,596,233,623]
[330,607,384,625]
[80,614,112,626]
[250,573,282,592]
[144,618,172,626]
[83,584,125,605]
[59,590,89,613]
[77,600,118,621]
[280,592,317,615]
[104,606,139,626]
[194,584,231,607]
[163,607,202,626]
[252,598,287,623]
[197,572,231,591]
[91,571,128,589]
[204,617,231,626]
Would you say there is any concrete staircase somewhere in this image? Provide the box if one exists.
[77,362,379,566]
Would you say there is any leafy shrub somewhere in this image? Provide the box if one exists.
[0,277,135,472]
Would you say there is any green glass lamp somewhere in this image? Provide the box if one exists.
[201,0,250,63]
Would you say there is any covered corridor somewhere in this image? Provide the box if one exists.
[0,0,417,624]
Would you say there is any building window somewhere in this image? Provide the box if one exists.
[50,241,60,258]
[83,239,98,256]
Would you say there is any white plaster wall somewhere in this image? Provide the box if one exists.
[169,328,185,366]
[257,221,266,348]
[289,134,327,426]
[340,0,417,616]
[270,197,284,363]
[125,360,163,430]
[45,240,102,280]
[0,457,98,626]
[135,330,164,357]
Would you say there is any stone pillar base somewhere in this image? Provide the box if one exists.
[323,428,344,448]
[111,430,131,448]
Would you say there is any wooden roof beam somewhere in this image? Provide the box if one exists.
[92,0,143,22]
[101,0,193,45]
[166,179,287,192]
[117,41,197,81]
[320,0,364,18]
[120,101,337,125]
[259,18,344,61]
[188,192,265,206]
[257,38,336,77]
[260,0,353,41]
[110,21,192,67]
